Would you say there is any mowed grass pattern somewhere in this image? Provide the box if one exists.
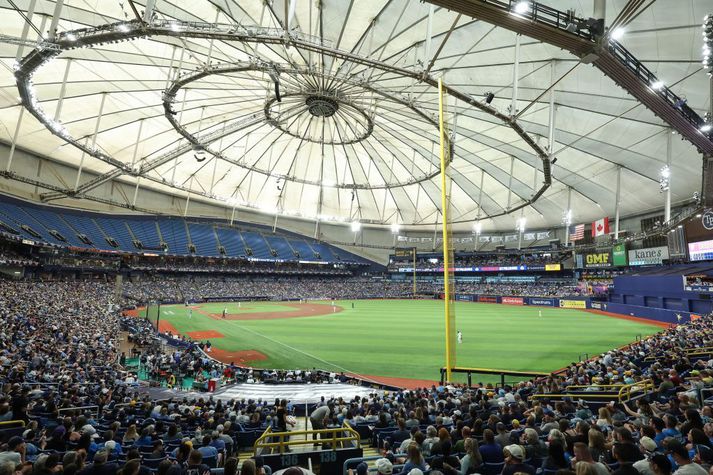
[157,300,663,382]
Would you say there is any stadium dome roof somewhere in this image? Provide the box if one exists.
[0,0,710,232]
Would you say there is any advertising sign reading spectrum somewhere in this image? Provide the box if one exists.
[627,246,669,266]
[529,298,555,306]
[501,297,524,305]
[559,299,588,309]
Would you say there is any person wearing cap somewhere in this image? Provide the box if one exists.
[502,444,535,475]
[376,457,394,475]
[669,444,707,475]
[347,461,369,475]
[0,436,24,466]
[633,437,658,475]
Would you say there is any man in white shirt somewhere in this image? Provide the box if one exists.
[670,445,708,475]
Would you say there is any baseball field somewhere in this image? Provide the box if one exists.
[142,299,665,386]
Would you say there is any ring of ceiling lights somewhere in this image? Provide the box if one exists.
[14,19,552,224]
[164,62,447,189]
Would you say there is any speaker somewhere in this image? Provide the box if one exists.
[702,154,713,208]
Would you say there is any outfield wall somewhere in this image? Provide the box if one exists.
[451,293,700,325]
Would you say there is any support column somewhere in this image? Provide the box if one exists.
[665,129,672,222]
[506,156,514,210]
[54,59,72,121]
[565,187,572,246]
[130,119,144,168]
[229,205,237,226]
[48,0,65,39]
[143,0,157,22]
[16,0,37,60]
[548,61,557,154]
[74,92,107,191]
[131,178,141,207]
[5,108,25,172]
[183,177,192,217]
[425,5,435,64]
[614,166,621,239]
[511,34,521,116]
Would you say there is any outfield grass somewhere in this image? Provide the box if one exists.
[154,300,663,383]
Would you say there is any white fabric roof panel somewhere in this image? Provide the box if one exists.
[0,0,709,232]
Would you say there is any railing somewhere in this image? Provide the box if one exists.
[439,0,710,142]
[530,379,654,403]
[57,405,100,417]
[0,420,26,429]
[254,423,360,454]
[441,366,550,387]
[606,40,704,131]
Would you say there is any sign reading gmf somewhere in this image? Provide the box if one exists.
[584,252,611,268]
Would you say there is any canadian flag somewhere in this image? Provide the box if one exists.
[592,217,610,237]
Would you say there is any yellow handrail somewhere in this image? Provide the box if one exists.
[254,423,360,455]
[530,379,654,402]
[0,420,26,428]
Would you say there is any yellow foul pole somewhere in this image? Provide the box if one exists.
[438,78,453,383]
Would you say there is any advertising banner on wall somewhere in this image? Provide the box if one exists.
[528,298,555,306]
[583,251,612,268]
[628,246,669,266]
[612,243,628,267]
[477,296,498,303]
[591,301,602,309]
[559,299,588,309]
[545,264,561,271]
[501,297,524,305]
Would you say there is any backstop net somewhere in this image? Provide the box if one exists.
[143,301,161,331]
[438,78,457,381]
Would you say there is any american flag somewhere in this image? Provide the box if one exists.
[569,224,585,241]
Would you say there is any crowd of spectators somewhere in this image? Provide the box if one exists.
[0,249,37,267]
[121,276,581,303]
[2,277,713,475]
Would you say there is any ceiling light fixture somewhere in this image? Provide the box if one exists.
[610,27,625,41]
[513,1,529,15]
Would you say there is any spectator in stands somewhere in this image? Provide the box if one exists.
[0,437,24,466]
[396,443,427,475]
[375,458,393,475]
[459,438,482,475]
[502,444,535,475]
[522,428,548,459]
[649,454,673,475]
[78,449,118,475]
[669,444,707,475]
[542,440,570,472]
[430,440,460,475]
[572,443,609,475]
[479,429,503,464]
